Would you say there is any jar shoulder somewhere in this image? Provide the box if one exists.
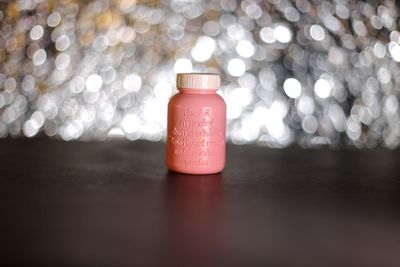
[169,92,226,108]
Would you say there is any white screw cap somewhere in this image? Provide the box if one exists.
[177,73,220,90]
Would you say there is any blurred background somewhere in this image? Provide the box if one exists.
[0,0,399,148]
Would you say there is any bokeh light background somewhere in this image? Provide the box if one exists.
[0,0,399,148]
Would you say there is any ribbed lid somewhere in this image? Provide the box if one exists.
[176,73,220,90]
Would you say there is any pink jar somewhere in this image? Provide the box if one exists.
[166,73,226,174]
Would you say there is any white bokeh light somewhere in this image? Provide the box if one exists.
[274,25,292,43]
[373,41,386,58]
[297,96,315,115]
[70,76,85,94]
[47,12,61,27]
[302,115,318,134]
[191,36,216,62]
[121,114,141,134]
[240,114,260,142]
[31,111,45,128]
[86,74,103,92]
[30,25,44,40]
[22,111,44,137]
[174,58,193,73]
[123,73,142,92]
[236,40,255,58]
[227,58,246,77]
[55,53,70,70]
[270,100,289,119]
[59,120,83,141]
[32,49,47,66]
[260,27,275,43]
[346,117,361,141]
[107,128,125,137]
[154,82,172,99]
[310,25,325,41]
[388,42,400,62]
[226,87,253,119]
[314,78,331,99]
[55,35,70,51]
[248,101,290,140]
[266,112,285,138]
[283,78,302,98]
[23,120,39,137]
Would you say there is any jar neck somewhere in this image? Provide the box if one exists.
[178,88,218,94]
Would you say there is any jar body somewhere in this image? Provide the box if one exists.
[166,90,226,174]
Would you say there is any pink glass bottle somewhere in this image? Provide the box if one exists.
[166,73,226,174]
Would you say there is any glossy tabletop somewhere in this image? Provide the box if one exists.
[1,138,400,266]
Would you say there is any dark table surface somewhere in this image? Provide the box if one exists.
[1,138,400,267]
